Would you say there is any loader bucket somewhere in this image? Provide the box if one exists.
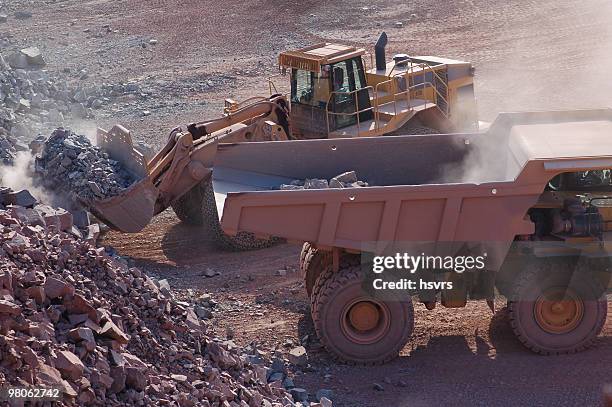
[87,125,158,232]
[85,178,158,233]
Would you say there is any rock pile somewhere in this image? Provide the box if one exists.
[36,128,135,201]
[0,192,306,406]
[280,171,369,190]
[0,134,17,165]
[0,186,99,241]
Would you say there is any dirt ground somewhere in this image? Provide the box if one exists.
[3,0,612,405]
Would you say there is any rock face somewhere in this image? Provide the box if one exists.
[0,191,298,406]
[36,128,135,200]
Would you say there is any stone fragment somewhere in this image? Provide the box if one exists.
[100,320,129,343]
[316,389,334,401]
[21,47,46,66]
[25,286,45,304]
[333,171,358,184]
[304,178,329,189]
[0,299,20,315]
[288,346,307,367]
[53,350,84,380]
[125,367,147,391]
[290,388,309,403]
[320,397,333,407]
[68,327,96,351]
[5,189,37,207]
[15,10,33,19]
[44,277,74,299]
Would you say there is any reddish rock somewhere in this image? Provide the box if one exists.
[125,366,147,391]
[36,364,63,386]
[64,293,97,320]
[68,327,96,351]
[60,379,78,398]
[122,353,147,369]
[68,313,89,326]
[0,299,20,315]
[25,285,45,304]
[100,320,129,344]
[208,342,240,369]
[110,366,127,393]
[109,350,125,366]
[53,350,84,380]
[19,346,39,367]
[82,318,101,334]
[78,388,96,404]
[0,270,13,292]
[44,277,74,299]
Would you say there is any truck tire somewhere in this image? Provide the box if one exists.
[171,179,278,251]
[300,243,331,297]
[508,260,608,355]
[311,261,414,365]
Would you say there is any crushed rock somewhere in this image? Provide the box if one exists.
[36,128,136,201]
[0,134,17,165]
[0,188,300,406]
[280,171,369,190]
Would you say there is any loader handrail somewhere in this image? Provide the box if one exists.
[392,62,449,117]
[372,76,411,131]
[325,86,375,137]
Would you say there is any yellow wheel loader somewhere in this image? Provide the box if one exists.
[188,32,478,144]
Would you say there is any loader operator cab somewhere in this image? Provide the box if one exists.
[277,38,478,138]
[281,44,373,139]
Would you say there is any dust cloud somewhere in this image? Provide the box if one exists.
[0,151,54,203]
[437,0,612,185]
[434,134,514,184]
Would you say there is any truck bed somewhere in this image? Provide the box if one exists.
[212,110,612,266]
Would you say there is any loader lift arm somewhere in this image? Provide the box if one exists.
[90,95,291,232]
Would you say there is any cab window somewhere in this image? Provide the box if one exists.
[291,69,314,104]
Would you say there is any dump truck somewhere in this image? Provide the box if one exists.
[185,32,477,147]
[90,109,611,364]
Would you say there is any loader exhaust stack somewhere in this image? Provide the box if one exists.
[375,32,388,71]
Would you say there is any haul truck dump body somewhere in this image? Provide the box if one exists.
[215,110,612,268]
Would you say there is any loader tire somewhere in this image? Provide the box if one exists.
[300,243,332,297]
[508,260,608,355]
[311,261,414,365]
[172,179,279,251]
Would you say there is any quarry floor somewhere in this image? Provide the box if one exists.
[4,0,612,405]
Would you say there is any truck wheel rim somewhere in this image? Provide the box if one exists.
[534,287,584,334]
[341,298,390,345]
